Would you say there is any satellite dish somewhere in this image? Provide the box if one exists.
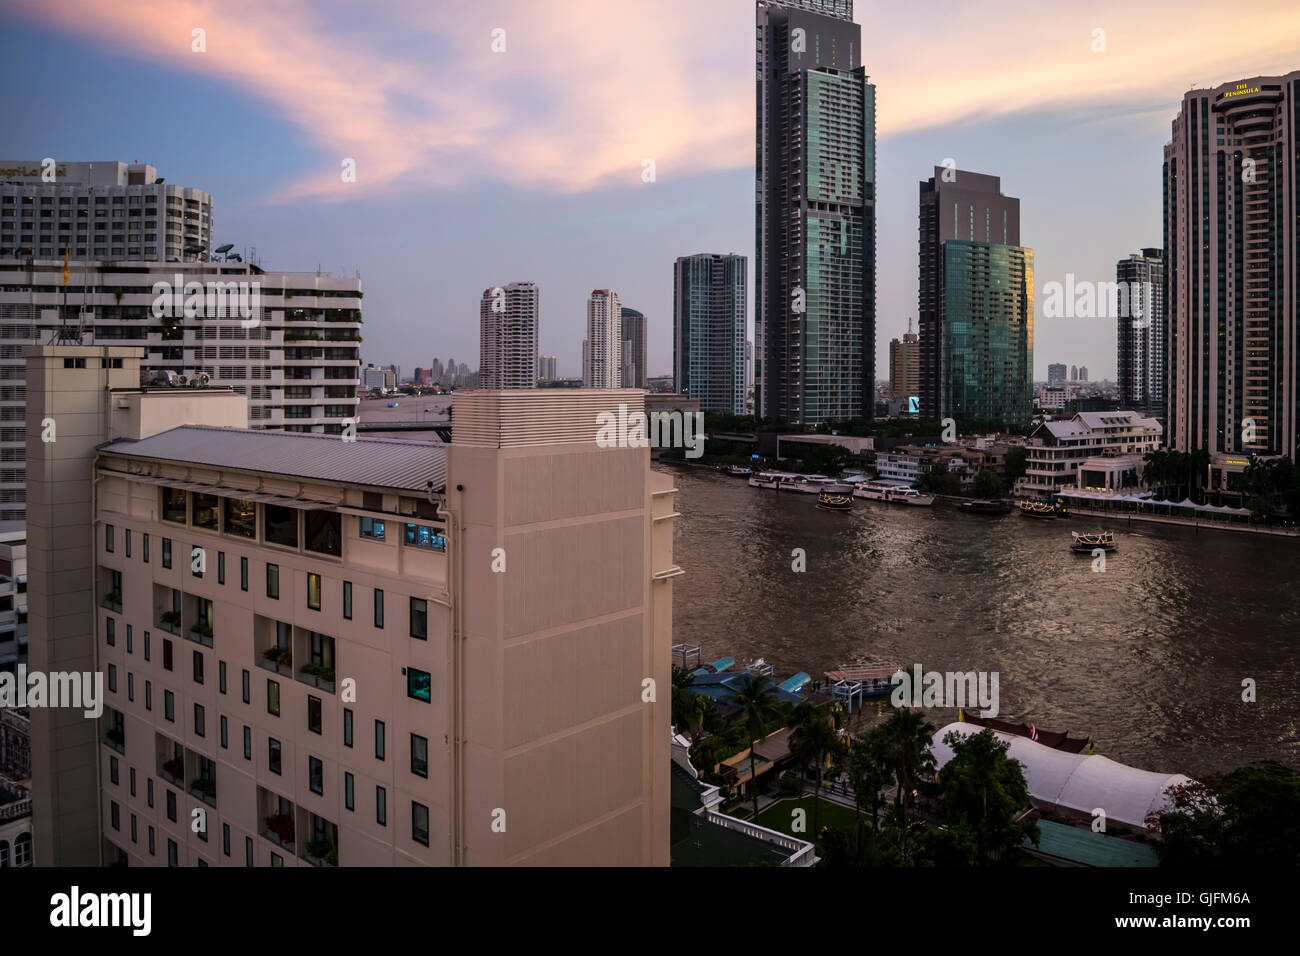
[215,243,234,254]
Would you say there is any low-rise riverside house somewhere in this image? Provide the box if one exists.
[1015,410,1162,497]
[26,345,676,866]
[0,769,33,867]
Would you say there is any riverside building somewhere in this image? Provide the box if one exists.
[1116,249,1165,423]
[27,346,677,866]
[1015,410,1163,497]
[479,282,539,390]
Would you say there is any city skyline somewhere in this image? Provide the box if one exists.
[6,2,1298,383]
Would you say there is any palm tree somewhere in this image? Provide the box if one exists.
[789,709,839,837]
[848,724,891,828]
[725,673,781,820]
[881,708,937,855]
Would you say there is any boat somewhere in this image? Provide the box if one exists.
[851,480,935,506]
[1071,530,1116,553]
[725,465,753,476]
[957,498,1012,515]
[748,471,841,494]
[1018,500,1059,519]
[816,489,854,511]
[823,662,902,698]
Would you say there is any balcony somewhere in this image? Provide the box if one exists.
[295,630,336,694]
[256,615,294,676]
[296,663,335,694]
[260,788,297,852]
[188,752,218,808]
[103,726,125,755]
[185,595,214,648]
[299,811,338,867]
[100,591,122,614]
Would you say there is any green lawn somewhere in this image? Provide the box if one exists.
[755,797,863,837]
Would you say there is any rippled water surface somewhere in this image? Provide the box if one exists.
[663,464,1300,778]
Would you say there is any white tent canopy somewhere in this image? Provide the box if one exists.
[931,722,1195,829]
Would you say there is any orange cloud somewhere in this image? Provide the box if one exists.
[11,0,1300,202]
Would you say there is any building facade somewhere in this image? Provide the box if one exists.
[1163,73,1300,463]
[537,355,557,383]
[26,345,676,865]
[1016,410,1163,497]
[1116,248,1165,422]
[620,308,647,390]
[584,290,621,388]
[0,161,211,262]
[918,168,1031,425]
[673,254,747,414]
[479,282,539,390]
[1048,363,1066,387]
[0,258,361,535]
[756,0,876,424]
[888,319,919,401]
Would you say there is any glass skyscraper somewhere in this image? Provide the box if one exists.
[673,254,747,414]
[1116,249,1165,423]
[755,0,875,424]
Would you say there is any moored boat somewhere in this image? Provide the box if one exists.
[1071,530,1116,552]
[816,489,854,511]
[823,661,902,698]
[1019,500,1059,519]
[748,471,840,493]
[725,465,753,476]
[851,480,935,506]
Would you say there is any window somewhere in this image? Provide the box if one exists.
[148,778,154,808]
[404,524,446,551]
[264,505,298,548]
[376,786,387,826]
[240,556,248,591]
[271,852,282,867]
[163,638,173,671]
[224,497,255,538]
[107,664,116,693]
[145,680,152,711]
[105,523,114,552]
[164,690,174,722]
[411,734,428,778]
[149,827,156,856]
[267,679,280,716]
[192,492,219,530]
[266,563,279,599]
[131,814,138,844]
[242,669,250,704]
[127,672,134,702]
[374,588,384,628]
[412,801,429,846]
[111,800,120,830]
[375,720,385,760]
[307,695,322,734]
[162,488,186,523]
[306,510,342,556]
[307,572,321,610]
[130,767,136,796]
[125,529,131,557]
[194,703,205,737]
[126,625,133,654]
[143,533,150,563]
[168,839,178,867]
[219,660,227,694]
[110,755,120,785]
[166,789,177,822]
[223,823,231,857]
[268,737,281,775]
[407,668,431,703]
[162,537,172,568]
[106,617,115,646]
[360,517,385,540]
[345,772,355,811]
[343,581,352,619]
[144,631,150,661]
[410,597,427,639]
[193,650,204,684]
[343,708,353,748]
[309,756,323,795]
[245,837,253,867]
[220,715,228,749]
[218,551,225,585]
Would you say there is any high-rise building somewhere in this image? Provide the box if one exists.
[756,0,876,424]
[888,318,920,402]
[431,358,444,383]
[479,282,539,390]
[1048,363,1067,387]
[620,308,647,389]
[918,167,1032,425]
[1078,366,1088,383]
[537,354,557,383]
[26,346,677,865]
[673,254,747,414]
[0,161,212,262]
[0,257,361,535]
[745,341,753,396]
[1070,365,1078,382]
[584,290,621,388]
[1164,72,1300,462]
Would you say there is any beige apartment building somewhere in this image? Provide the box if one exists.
[26,345,675,866]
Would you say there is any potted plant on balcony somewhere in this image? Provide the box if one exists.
[102,591,122,608]
[265,813,294,846]
[105,727,125,748]
[304,838,336,864]
[190,777,216,800]
[299,662,336,688]
[160,610,181,629]
[190,620,213,640]
[162,757,184,781]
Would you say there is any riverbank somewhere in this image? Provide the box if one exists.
[1060,505,1300,537]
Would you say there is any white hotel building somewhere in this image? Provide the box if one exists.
[1015,411,1163,497]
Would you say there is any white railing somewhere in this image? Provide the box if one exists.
[704,810,817,866]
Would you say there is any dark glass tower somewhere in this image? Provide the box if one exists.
[755,0,875,425]
[673,254,747,414]
[1116,249,1165,422]
[918,168,1031,425]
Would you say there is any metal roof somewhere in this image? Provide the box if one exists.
[99,425,446,493]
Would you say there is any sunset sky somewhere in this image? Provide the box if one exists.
[4,0,1299,380]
